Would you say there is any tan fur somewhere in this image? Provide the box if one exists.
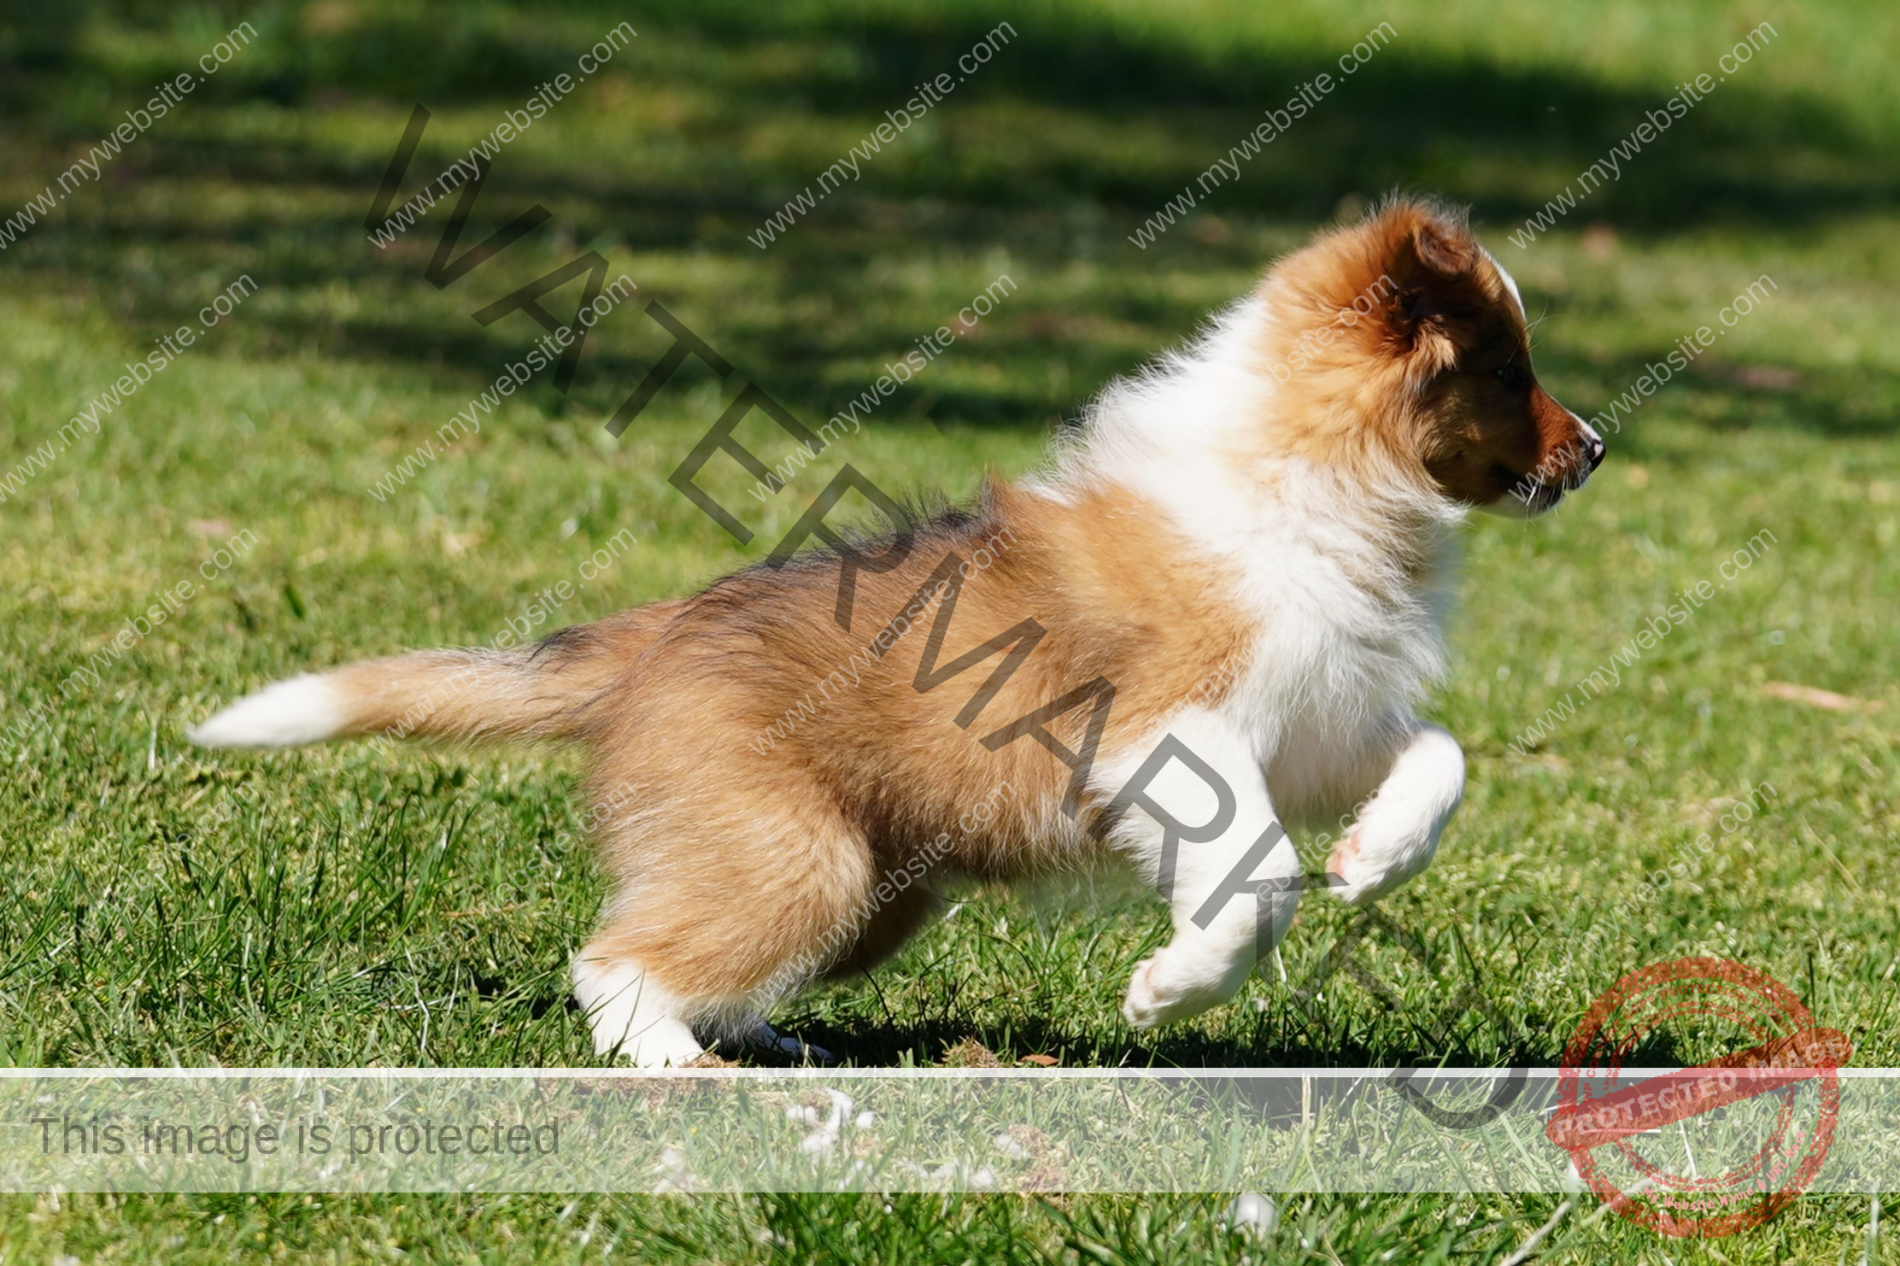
[568,481,1255,1003]
[323,603,685,743]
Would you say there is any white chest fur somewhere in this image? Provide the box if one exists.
[1048,297,1460,825]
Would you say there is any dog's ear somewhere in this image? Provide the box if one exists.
[1377,204,1482,332]
[1400,216,1477,281]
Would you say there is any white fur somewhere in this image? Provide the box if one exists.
[1486,250,1525,317]
[1043,297,1471,1017]
[187,674,346,748]
[570,955,705,1067]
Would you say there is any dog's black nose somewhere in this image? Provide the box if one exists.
[1586,437,1606,471]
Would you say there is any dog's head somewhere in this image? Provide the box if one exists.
[1257,199,1603,515]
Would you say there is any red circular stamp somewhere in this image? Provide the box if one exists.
[1545,958,1849,1238]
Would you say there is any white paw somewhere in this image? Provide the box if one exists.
[607,1021,708,1068]
[1121,944,1249,1029]
[1326,820,1438,907]
[572,955,705,1067]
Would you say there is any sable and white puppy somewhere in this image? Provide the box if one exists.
[190,199,1603,1066]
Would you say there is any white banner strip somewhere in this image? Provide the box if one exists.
[2,1068,1889,1194]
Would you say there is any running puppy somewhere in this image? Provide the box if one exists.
[190,199,1603,1066]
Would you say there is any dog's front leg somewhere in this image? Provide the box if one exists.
[1108,713,1300,1030]
[1326,721,1466,906]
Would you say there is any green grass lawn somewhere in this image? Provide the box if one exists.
[3,0,1898,1260]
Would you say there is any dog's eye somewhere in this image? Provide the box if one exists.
[1492,360,1527,390]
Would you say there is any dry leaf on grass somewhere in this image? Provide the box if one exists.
[1762,681,1884,713]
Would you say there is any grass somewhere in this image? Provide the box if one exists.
[2,0,1897,1260]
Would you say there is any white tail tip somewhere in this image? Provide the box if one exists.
[187,674,346,748]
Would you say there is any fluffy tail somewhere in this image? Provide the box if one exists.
[187,604,679,750]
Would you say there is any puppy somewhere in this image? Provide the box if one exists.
[189,199,1603,1066]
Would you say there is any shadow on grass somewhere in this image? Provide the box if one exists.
[771,1005,1560,1071]
[8,0,1884,225]
[1,0,1892,440]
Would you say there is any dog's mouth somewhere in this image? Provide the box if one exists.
[1478,463,1581,518]
[1519,473,1572,516]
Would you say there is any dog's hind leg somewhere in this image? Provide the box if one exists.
[574,784,891,1066]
